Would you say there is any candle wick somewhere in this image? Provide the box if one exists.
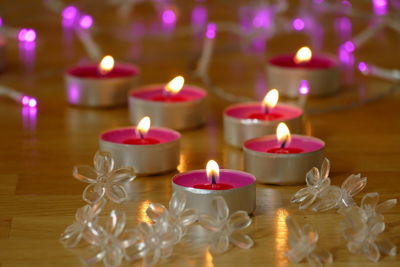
[280,138,287,149]
[263,106,269,115]
[211,174,216,185]
[139,131,144,140]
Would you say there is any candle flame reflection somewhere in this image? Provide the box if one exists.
[262,89,279,110]
[275,208,289,267]
[206,160,219,183]
[276,123,291,147]
[165,76,184,95]
[138,200,152,224]
[99,55,114,75]
[294,46,312,64]
[136,116,151,138]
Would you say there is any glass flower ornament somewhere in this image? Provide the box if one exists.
[310,173,367,212]
[124,218,182,266]
[146,191,198,241]
[285,216,333,267]
[198,196,253,254]
[291,158,331,209]
[73,151,136,204]
[80,209,143,267]
[60,199,105,248]
[341,192,397,262]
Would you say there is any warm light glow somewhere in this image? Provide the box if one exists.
[294,46,312,64]
[136,116,151,138]
[274,208,289,267]
[276,123,291,147]
[262,89,279,110]
[165,76,184,95]
[206,160,220,183]
[99,55,114,75]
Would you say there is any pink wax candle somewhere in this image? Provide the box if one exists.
[266,46,340,97]
[172,160,256,214]
[129,76,207,130]
[243,123,325,185]
[65,55,140,107]
[224,89,303,148]
[99,116,180,175]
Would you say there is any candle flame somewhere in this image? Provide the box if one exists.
[262,89,279,110]
[294,46,312,64]
[165,76,185,95]
[206,160,220,183]
[136,116,151,138]
[99,55,114,75]
[276,122,291,147]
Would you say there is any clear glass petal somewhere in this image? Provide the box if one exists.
[122,229,147,261]
[161,246,174,258]
[110,167,136,184]
[228,211,252,231]
[107,184,128,204]
[106,210,126,237]
[347,241,363,253]
[376,237,397,256]
[80,250,105,265]
[210,233,230,254]
[179,208,198,226]
[91,198,106,217]
[361,192,380,210]
[199,214,219,232]
[363,241,381,262]
[146,203,167,222]
[314,248,333,264]
[75,205,91,223]
[303,224,319,244]
[169,191,187,216]
[144,247,161,267]
[104,245,123,267]
[306,167,320,186]
[311,186,341,212]
[60,223,82,248]
[286,247,307,263]
[291,187,312,204]
[229,232,254,249]
[83,183,105,205]
[84,222,106,246]
[298,192,317,210]
[213,196,229,222]
[320,158,330,179]
[94,151,114,175]
[138,222,154,237]
[376,199,397,213]
[73,165,98,183]
[341,174,367,196]
[306,253,323,267]
[286,216,303,244]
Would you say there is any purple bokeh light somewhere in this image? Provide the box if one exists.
[292,18,305,31]
[79,15,93,29]
[21,96,38,107]
[205,22,216,39]
[162,9,176,25]
[192,6,208,29]
[298,80,310,95]
[68,85,80,104]
[0,17,3,27]
[373,0,388,15]
[252,9,270,28]
[343,41,355,52]
[18,29,37,42]
[62,6,79,20]
[358,62,369,73]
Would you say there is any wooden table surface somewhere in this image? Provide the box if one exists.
[1,1,400,266]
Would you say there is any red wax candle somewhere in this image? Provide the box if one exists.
[269,55,335,69]
[151,95,188,102]
[67,63,138,79]
[123,138,160,145]
[193,183,234,190]
[247,112,283,121]
[267,147,304,154]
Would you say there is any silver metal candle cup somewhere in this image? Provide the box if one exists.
[224,103,303,148]
[172,170,256,215]
[265,56,340,97]
[129,85,207,130]
[65,63,140,108]
[99,127,180,176]
[244,135,324,185]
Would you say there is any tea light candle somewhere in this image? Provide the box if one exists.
[99,116,180,175]
[65,55,140,107]
[0,35,5,72]
[129,76,207,130]
[244,123,324,185]
[224,89,302,148]
[266,46,339,97]
[172,160,256,214]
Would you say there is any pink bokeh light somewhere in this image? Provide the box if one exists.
[298,80,310,95]
[205,22,216,39]
[79,15,93,29]
[18,29,37,42]
[292,18,305,31]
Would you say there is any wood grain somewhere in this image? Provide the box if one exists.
[0,1,400,266]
